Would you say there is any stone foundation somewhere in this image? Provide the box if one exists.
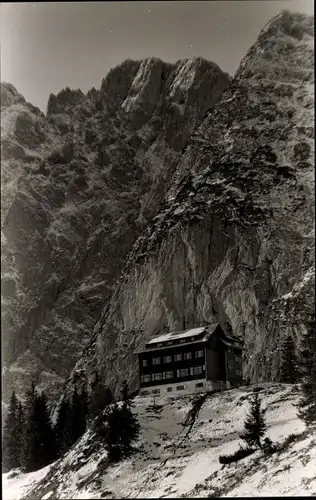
[139,378,231,397]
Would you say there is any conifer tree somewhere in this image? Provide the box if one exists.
[240,392,266,449]
[54,387,89,458]
[297,317,316,427]
[79,386,89,432]
[280,334,299,383]
[54,397,73,456]
[120,380,133,407]
[16,400,25,466]
[119,399,140,456]
[2,391,24,471]
[36,393,59,466]
[17,399,25,435]
[71,387,88,443]
[102,400,140,462]
[21,386,58,472]
[24,381,37,417]
[20,382,38,470]
[89,373,114,419]
[121,380,129,402]
[93,381,140,464]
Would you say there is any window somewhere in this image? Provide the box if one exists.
[163,355,172,363]
[152,389,160,394]
[191,366,203,376]
[167,387,173,392]
[163,371,174,380]
[142,359,148,367]
[153,373,163,381]
[190,366,205,376]
[174,353,182,362]
[195,350,204,358]
[177,368,189,378]
[196,382,204,388]
[177,385,185,390]
[167,341,173,346]
[152,357,161,365]
[184,352,192,360]
[143,374,152,383]
[180,339,186,344]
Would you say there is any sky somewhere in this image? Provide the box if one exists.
[0,1,314,113]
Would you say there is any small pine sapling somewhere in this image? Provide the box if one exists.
[240,392,267,450]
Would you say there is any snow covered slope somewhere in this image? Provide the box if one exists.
[3,384,316,499]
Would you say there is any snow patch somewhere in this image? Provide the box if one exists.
[2,465,52,500]
[5,384,315,500]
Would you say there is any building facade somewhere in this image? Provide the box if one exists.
[136,324,243,397]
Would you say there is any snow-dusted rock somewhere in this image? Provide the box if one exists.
[67,10,314,396]
[1,10,314,404]
[1,55,230,402]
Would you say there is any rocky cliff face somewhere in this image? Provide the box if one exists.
[65,10,314,398]
[1,57,230,402]
[1,11,314,404]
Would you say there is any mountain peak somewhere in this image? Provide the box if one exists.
[46,87,85,115]
[259,9,314,41]
[1,82,26,108]
[1,11,314,414]
[235,9,314,81]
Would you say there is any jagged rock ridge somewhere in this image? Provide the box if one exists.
[1,11,314,404]
[64,10,314,398]
[1,56,230,401]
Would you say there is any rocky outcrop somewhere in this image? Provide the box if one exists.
[64,10,314,398]
[1,11,314,404]
[1,59,230,402]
